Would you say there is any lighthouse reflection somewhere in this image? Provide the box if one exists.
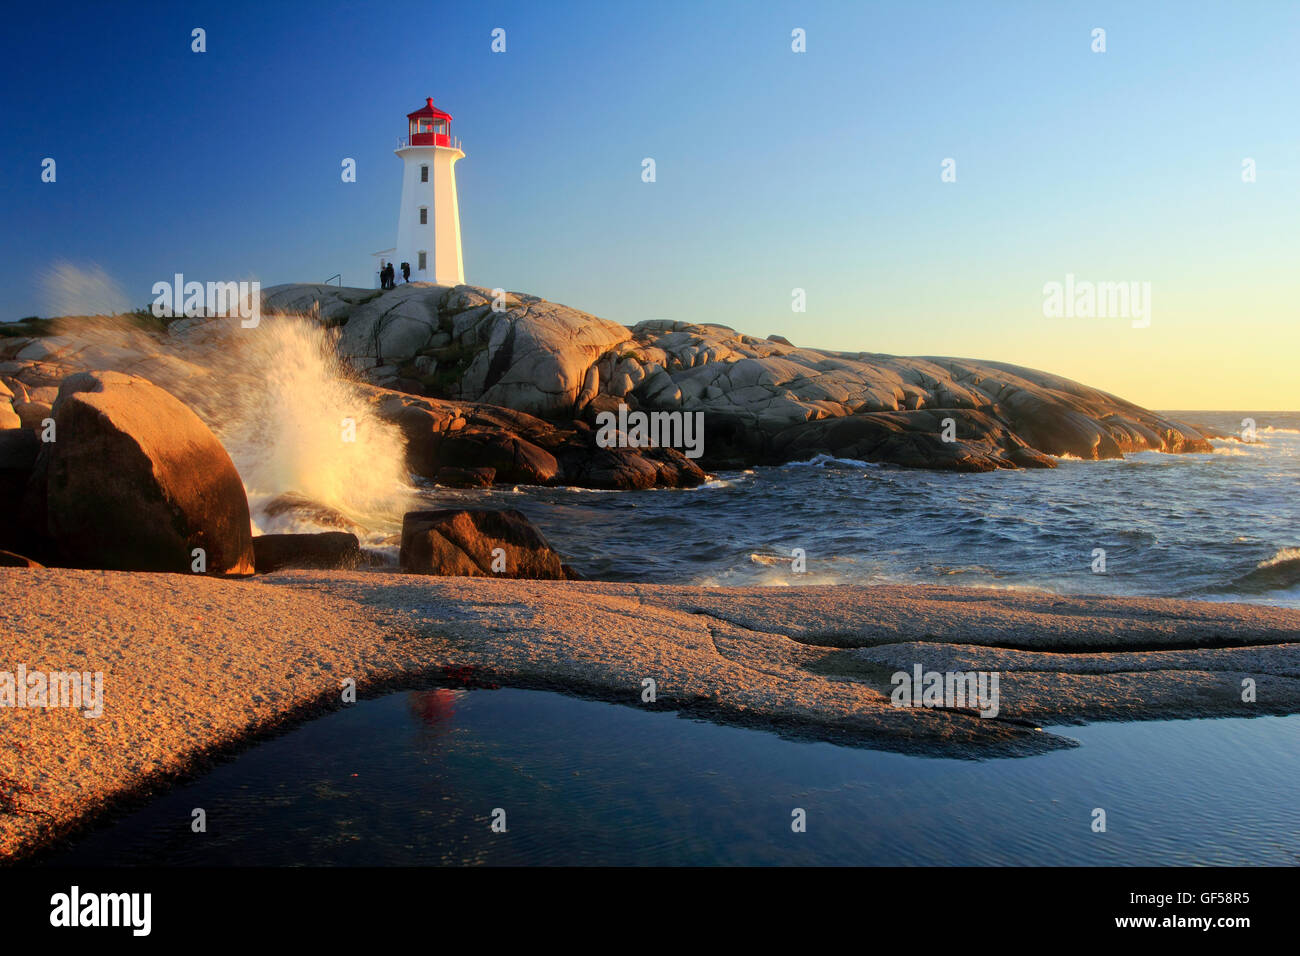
[405,688,462,734]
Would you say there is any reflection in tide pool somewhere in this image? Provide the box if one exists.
[49,689,1300,866]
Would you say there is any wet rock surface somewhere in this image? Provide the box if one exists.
[399,508,575,580]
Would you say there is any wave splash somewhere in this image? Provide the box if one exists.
[43,308,414,544]
[169,317,414,541]
[1222,547,1300,595]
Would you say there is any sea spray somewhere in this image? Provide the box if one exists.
[165,315,415,542]
[39,303,414,547]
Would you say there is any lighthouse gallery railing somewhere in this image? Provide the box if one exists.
[396,135,462,150]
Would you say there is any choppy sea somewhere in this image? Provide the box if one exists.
[415,411,1300,608]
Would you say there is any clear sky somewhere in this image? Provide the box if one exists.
[2,0,1296,409]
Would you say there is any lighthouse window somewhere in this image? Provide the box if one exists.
[420,165,428,182]
[419,207,428,224]
[418,251,427,271]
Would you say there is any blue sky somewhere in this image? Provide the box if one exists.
[2,0,1296,407]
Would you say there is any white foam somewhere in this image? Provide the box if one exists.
[1256,547,1300,570]
[784,453,881,470]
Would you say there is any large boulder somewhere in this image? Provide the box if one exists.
[399,508,575,579]
[382,396,562,484]
[435,430,562,485]
[252,531,362,572]
[0,397,19,430]
[559,444,708,489]
[0,429,40,554]
[27,371,254,574]
[459,297,631,417]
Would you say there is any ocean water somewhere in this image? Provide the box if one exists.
[48,689,1300,866]
[412,411,1300,607]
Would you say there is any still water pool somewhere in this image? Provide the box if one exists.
[48,688,1300,866]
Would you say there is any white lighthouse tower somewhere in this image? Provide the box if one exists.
[392,97,465,286]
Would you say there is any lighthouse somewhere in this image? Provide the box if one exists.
[392,97,465,286]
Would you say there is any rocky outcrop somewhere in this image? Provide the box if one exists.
[261,284,381,326]
[333,283,450,376]
[770,408,1057,472]
[0,378,19,430]
[314,283,1211,472]
[599,321,1212,469]
[23,371,255,575]
[1,284,1214,478]
[323,283,630,416]
[432,466,495,488]
[252,532,362,572]
[371,387,706,489]
[0,310,703,493]
[399,508,577,579]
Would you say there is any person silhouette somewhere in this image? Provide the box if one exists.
[401,262,411,284]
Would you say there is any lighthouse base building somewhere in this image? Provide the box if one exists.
[389,97,465,287]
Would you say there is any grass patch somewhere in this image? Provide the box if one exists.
[1,308,179,339]
[0,317,56,338]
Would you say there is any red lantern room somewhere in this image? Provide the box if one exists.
[407,97,453,147]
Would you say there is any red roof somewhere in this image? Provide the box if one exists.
[407,97,453,123]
